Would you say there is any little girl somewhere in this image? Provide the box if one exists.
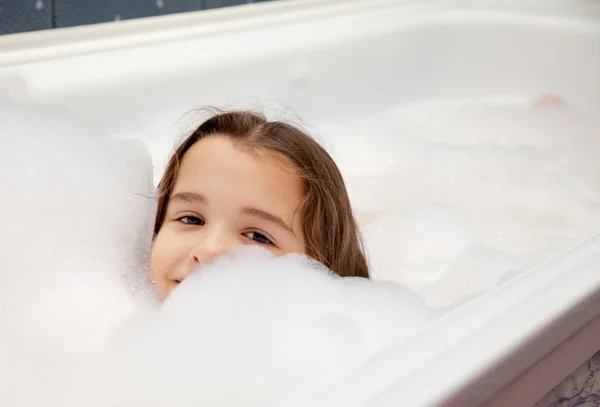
[150,110,369,299]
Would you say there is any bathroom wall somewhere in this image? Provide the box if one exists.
[0,0,275,35]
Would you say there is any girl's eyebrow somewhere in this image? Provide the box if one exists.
[241,207,294,234]
[170,192,207,204]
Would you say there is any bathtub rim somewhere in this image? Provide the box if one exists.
[0,0,434,67]
[287,233,600,406]
[1,1,598,111]
[1,0,599,68]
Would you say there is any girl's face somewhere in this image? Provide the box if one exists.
[150,136,306,299]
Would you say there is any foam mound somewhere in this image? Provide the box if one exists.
[67,247,437,407]
[0,96,157,406]
[0,97,437,407]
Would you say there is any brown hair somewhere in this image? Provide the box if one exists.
[154,110,369,278]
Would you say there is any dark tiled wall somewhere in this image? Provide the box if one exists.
[0,0,274,35]
[0,0,52,35]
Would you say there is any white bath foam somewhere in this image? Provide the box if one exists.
[317,96,600,305]
[0,96,159,406]
[109,109,187,185]
[412,244,517,308]
[361,205,518,307]
[363,205,478,285]
[0,96,442,407]
[65,247,438,407]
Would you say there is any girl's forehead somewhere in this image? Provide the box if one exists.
[178,137,301,182]
[173,137,304,203]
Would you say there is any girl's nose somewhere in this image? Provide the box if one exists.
[188,226,237,265]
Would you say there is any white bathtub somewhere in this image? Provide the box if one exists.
[1,0,599,405]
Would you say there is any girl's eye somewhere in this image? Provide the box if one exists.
[178,216,204,226]
[244,231,274,245]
